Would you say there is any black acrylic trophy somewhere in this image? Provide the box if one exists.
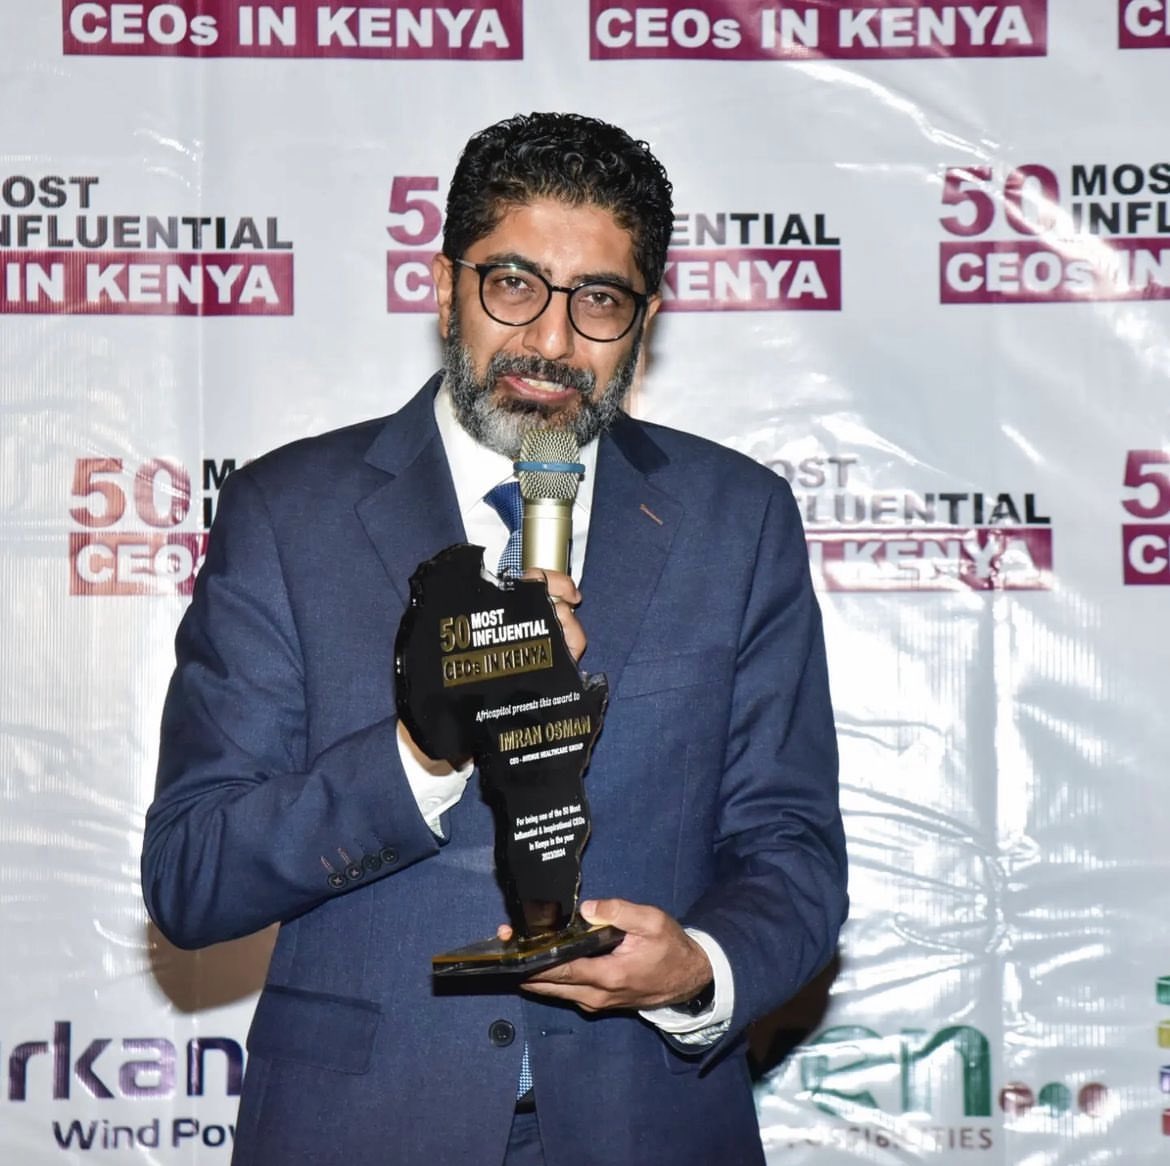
[394,543,621,977]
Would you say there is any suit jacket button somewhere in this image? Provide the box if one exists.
[345,862,364,881]
[362,854,382,873]
[488,1020,515,1047]
[327,873,346,889]
[380,847,399,865]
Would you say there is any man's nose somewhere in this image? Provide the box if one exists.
[521,292,575,362]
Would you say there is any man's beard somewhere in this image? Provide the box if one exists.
[443,302,642,458]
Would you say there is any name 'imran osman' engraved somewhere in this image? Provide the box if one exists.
[498,715,593,753]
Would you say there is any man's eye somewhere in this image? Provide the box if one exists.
[577,286,626,312]
[494,274,537,295]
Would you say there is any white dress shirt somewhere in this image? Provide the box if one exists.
[395,384,732,1042]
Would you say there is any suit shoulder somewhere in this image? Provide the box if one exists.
[626,416,792,501]
[236,415,390,489]
[229,377,440,501]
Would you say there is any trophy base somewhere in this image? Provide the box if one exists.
[432,922,623,979]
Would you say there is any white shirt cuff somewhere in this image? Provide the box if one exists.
[638,928,734,1045]
[397,720,473,838]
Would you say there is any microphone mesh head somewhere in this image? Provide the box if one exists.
[518,429,582,502]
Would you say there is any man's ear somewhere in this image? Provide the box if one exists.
[432,253,455,338]
[637,294,662,353]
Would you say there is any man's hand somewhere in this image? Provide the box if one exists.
[522,568,585,663]
[516,898,713,1013]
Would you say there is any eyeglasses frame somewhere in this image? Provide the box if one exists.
[452,258,649,343]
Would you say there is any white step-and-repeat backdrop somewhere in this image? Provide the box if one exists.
[3,2,1169,1161]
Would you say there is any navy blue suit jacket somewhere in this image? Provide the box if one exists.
[143,377,847,1165]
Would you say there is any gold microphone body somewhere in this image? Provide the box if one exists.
[521,496,573,574]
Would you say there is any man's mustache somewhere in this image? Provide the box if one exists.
[487,354,595,395]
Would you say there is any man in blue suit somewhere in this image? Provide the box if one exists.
[143,113,847,1165]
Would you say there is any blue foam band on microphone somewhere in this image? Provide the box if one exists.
[512,460,586,475]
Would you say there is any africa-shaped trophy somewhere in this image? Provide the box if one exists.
[393,432,620,977]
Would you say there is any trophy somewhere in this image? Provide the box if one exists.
[394,510,620,977]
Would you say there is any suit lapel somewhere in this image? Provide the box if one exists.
[580,415,681,692]
[356,388,682,687]
[356,376,466,606]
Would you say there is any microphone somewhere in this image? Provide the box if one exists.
[514,430,584,574]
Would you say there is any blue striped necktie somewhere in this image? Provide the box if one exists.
[485,480,524,578]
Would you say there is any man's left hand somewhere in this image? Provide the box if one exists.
[518,898,712,1013]
[520,567,585,663]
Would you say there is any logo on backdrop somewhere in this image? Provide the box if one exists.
[1120,0,1170,47]
[386,176,443,313]
[1157,975,1170,1135]
[589,1,1047,60]
[61,1,522,58]
[1121,450,1170,585]
[939,162,1170,304]
[663,208,840,311]
[760,1021,1107,1153]
[2,1019,242,1152]
[385,177,842,312]
[766,452,1052,591]
[0,175,292,316]
[68,456,240,596]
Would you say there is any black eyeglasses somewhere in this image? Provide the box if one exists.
[454,259,648,343]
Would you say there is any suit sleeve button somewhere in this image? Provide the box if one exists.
[344,863,364,881]
[327,873,346,889]
[362,854,382,873]
[488,1020,515,1047]
[380,847,399,865]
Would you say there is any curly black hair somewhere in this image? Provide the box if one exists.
[442,112,674,293]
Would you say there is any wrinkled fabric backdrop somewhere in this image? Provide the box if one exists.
[3,2,1169,1161]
